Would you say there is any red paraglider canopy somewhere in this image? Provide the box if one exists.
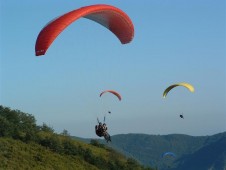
[35,4,134,56]
[100,90,122,101]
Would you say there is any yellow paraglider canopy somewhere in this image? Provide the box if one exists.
[163,82,194,98]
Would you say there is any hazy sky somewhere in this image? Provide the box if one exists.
[1,0,225,138]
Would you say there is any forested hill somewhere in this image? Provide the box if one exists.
[109,133,226,170]
[0,105,153,170]
[172,135,226,170]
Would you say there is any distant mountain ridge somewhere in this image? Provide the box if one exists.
[173,136,226,170]
[108,132,226,170]
[75,132,226,170]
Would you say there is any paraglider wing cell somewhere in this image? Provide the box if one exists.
[35,4,134,56]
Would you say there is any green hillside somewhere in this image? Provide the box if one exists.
[0,138,97,170]
[0,105,153,170]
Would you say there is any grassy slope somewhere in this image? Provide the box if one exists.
[0,137,153,170]
[0,138,98,170]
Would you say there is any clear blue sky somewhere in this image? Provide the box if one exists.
[0,0,225,138]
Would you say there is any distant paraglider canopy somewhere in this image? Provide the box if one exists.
[163,82,194,98]
[162,152,176,158]
[100,90,122,101]
[35,4,134,56]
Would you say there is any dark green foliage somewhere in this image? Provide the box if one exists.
[39,133,63,152]
[39,123,54,133]
[0,115,12,137]
[126,158,143,170]
[61,129,70,136]
[90,139,106,148]
[0,106,38,142]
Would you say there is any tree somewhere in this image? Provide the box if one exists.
[61,129,70,136]
[39,123,54,133]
